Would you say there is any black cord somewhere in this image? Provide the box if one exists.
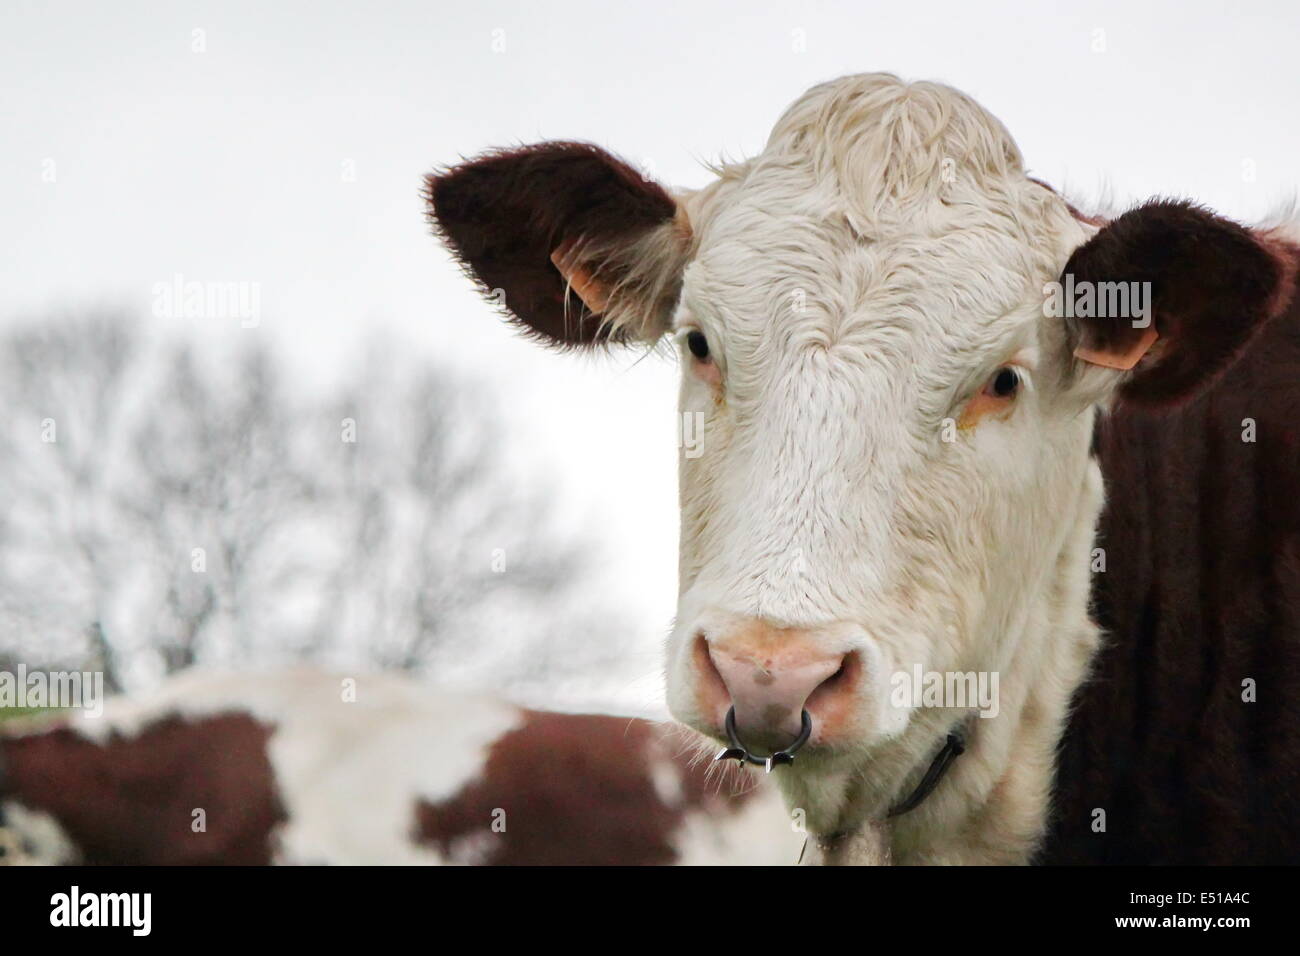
[887,727,968,818]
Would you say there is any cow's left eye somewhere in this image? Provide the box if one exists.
[987,367,1020,398]
[958,366,1023,429]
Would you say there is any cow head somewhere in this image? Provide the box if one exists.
[428,74,1297,855]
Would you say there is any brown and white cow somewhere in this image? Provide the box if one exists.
[0,669,798,865]
[427,73,1300,864]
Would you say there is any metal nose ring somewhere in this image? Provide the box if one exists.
[714,706,813,773]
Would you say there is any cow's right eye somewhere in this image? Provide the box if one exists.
[687,330,711,361]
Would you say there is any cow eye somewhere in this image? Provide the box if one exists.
[987,367,1020,398]
[686,330,711,361]
[958,366,1023,429]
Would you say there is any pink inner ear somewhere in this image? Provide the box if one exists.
[550,242,610,314]
[1074,327,1159,371]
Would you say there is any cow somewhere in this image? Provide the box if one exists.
[426,72,1300,864]
[0,668,799,865]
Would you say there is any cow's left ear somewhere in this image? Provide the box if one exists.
[1060,200,1297,406]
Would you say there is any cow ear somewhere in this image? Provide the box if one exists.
[1058,200,1297,406]
[426,141,692,348]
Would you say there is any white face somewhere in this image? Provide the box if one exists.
[662,77,1098,821]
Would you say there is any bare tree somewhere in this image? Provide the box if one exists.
[0,313,140,689]
[308,344,593,677]
[0,314,614,696]
[115,343,322,673]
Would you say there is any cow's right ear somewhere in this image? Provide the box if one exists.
[426,141,692,348]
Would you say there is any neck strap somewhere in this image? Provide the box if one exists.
[887,725,968,817]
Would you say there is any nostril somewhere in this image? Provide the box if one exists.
[693,633,730,716]
[806,651,860,713]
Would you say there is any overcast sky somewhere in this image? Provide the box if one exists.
[3,0,1297,707]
